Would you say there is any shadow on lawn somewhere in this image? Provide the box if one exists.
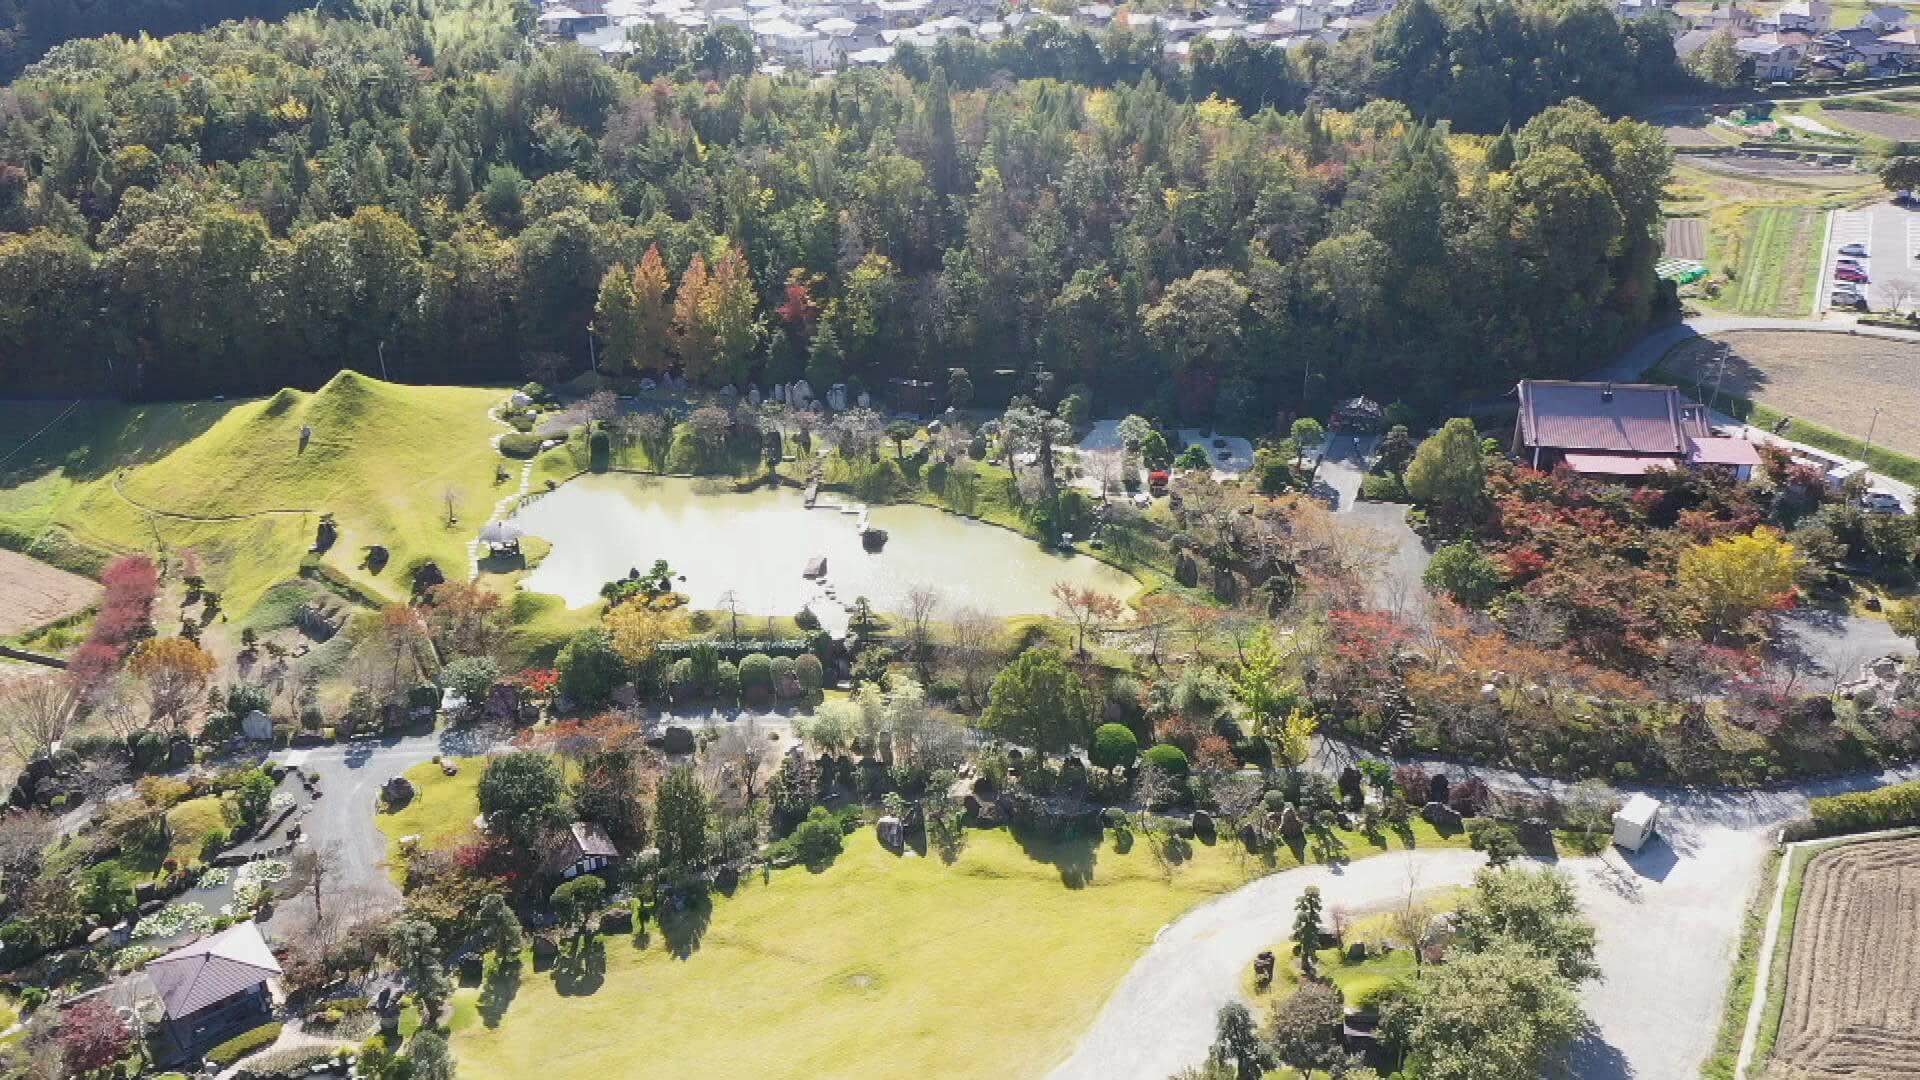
[478,959,522,1026]
[660,892,713,959]
[552,936,606,996]
[1010,823,1099,888]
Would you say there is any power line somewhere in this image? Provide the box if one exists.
[0,400,81,470]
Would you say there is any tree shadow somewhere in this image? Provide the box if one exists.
[551,936,606,996]
[660,892,713,959]
[0,398,230,487]
[1010,823,1099,888]
[477,959,521,1027]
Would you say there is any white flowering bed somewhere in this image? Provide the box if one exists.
[134,902,211,940]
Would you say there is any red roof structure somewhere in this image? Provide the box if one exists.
[1512,380,1716,474]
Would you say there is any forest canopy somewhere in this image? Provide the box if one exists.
[0,0,1674,420]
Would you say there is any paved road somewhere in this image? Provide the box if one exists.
[1316,434,1432,614]
[1051,825,1771,1080]
[271,728,500,916]
[1818,201,1920,314]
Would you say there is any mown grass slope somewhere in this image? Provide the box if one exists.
[1,373,506,617]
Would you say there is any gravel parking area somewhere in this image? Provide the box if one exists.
[1664,330,1920,458]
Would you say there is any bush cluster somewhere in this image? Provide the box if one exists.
[1795,778,1920,839]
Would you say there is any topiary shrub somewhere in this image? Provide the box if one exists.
[738,653,774,697]
[793,653,824,694]
[1142,743,1189,774]
[1090,723,1140,768]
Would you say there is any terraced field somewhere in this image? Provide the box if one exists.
[1772,837,1920,1079]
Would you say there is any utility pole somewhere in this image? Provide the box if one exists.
[378,340,388,381]
[1865,407,1882,453]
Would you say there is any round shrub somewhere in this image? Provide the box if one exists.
[769,655,799,698]
[794,653,824,693]
[1090,723,1140,768]
[1142,743,1189,775]
[713,660,740,701]
[738,653,774,696]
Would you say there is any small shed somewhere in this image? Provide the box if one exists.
[544,821,620,880]
[1332,396,1384,433]
[1612,793,1661,852]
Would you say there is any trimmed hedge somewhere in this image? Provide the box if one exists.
[1142,743,1189,774]
[208,1021,283,1066]
[1792,778,1920,840]
[498,433,549,458]
[658,638,816,661]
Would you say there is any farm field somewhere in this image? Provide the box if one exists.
[1661,331,1920,459]
[1771,836,1920,1078]
[1722,207,1823,314]
[0,547,98,638]
[1820,108,1920,142]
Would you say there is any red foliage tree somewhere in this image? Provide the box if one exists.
[57,999,133,1073]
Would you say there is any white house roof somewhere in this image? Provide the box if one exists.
[536,6,585,21]
[848,45,895,62]
[814,16,858,32]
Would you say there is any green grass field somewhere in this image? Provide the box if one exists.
[381,762,1471,1080]
[1,373,509,619]
[1724,207,1820,315]
[164,795,230,868]
[379,757,487,882]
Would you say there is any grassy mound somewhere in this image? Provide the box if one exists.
[2,374,506,617]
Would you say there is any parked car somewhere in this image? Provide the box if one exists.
[1861,491,1907,514]
[1840,242,1869,256]
[1836,266,1870,283]
[1836,258,1863,268]
[1832,290,1868,309]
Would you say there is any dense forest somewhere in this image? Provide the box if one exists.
[0,0,312,79]
[0,0,1675,420]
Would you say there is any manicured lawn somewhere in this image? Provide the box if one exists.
[1,374,509,620]
[1240,887,1466,1008]
[1723,206,1819,316]
[164,795,229,868]
[429,811,1470,1080]
[378,757,487,882]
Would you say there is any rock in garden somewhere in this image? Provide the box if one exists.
[1421,801,1462,830]
[599,908,633,934]
[1191,810,1215,842]
[382,776,415,806]
[662,726,695,755]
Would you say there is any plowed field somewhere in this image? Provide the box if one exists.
[1772,837,1920,1079]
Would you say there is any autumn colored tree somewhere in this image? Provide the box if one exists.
[594,245,673,373]
[425,581,509,659]
[775,269,822,334]
[672,252,712,376]
[1052,582,1124,656]
[128,636,215,735]
[604,598,686,686]
[1678,527,1799,636]
[57,998,133,1073]
[672,246,761,386]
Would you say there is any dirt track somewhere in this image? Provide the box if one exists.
[1665,332,1920,458]
[1772,836,1920,1079]
[0,548,97,637]
[1824,109,1920,141]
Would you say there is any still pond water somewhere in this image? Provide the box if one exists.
[512,474,1138,623]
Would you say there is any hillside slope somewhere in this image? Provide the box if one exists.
[1,373,506,617]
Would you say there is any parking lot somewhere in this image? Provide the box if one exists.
[1821,202,1920,313]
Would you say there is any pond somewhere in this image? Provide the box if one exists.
[510,474,1139,627]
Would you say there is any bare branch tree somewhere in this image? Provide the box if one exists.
[0,675,80,764]
[944,606,1002,709]
[904,584,942,680]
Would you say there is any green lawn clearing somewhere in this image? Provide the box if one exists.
[164,795,230,868]
[1239,887,1467,1008]
[447,829,1235,1080]
[385,773,1471,1078]
[378,757,487,882]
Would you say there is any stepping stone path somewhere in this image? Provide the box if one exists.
[468,405,536,580]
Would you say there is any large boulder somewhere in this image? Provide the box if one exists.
[661,726,696,755]
[1421,801,1462,831]
[599,907,634,934]
[382,776,416,807]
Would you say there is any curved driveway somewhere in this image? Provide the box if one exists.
[1052,823,1773,1080]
